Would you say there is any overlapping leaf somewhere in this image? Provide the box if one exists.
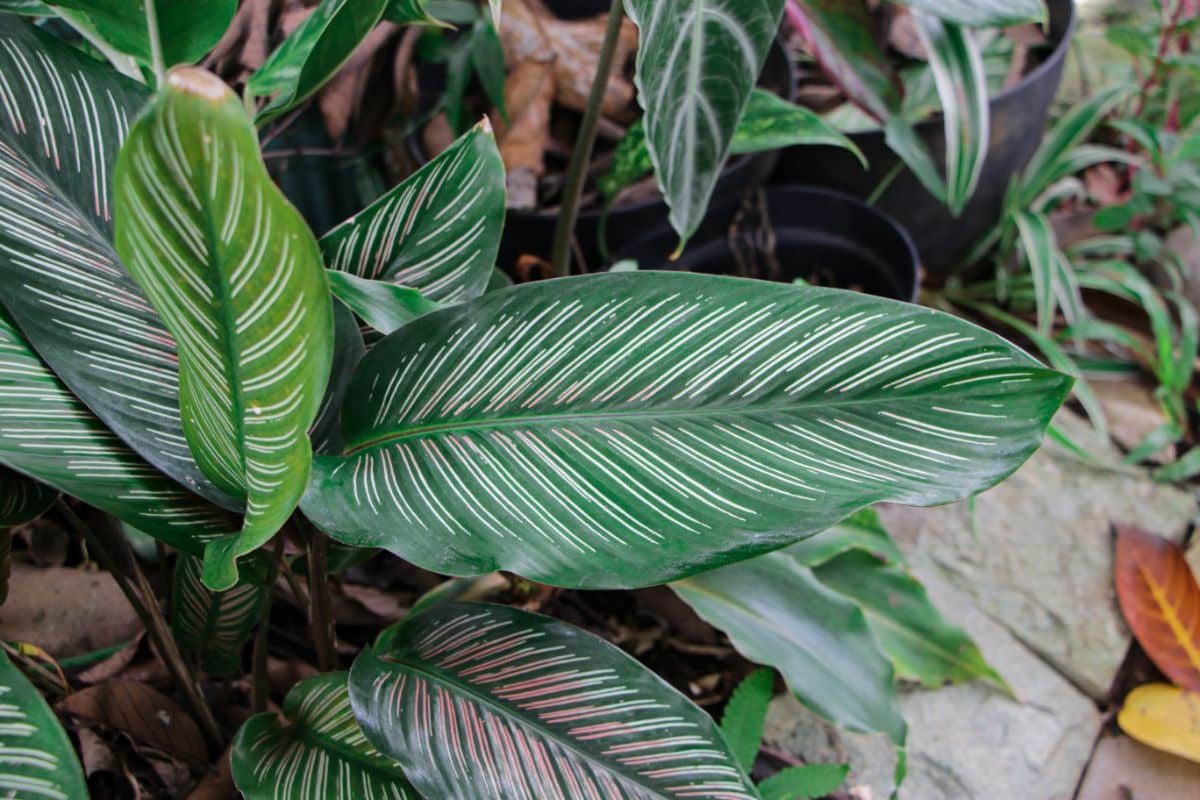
[171,552,268,676]
[782,508,904,567]
[1118,683,1200,764]
[0,468,55,527]
[232,672,419,799]
[320,124,505,303]
[0,307,234,552]
[349,602,759,799]
[1115,524,1200,691]
[327,271,439,336]
[310,299,366,456]
[893,0,1045,28]
[302,272,1070,589]
[0,17,237,510]
[114,67,333,589]
[46,0,237,69]
[625,0,786,245]
[0,649,88,799]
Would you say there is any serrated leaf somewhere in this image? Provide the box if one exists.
[114,67,333,589]
[232,671,420,800]
[1117,683,1200,764]
[301,272,1070,589]
[310,299,366,457]
[757,763,848,800]
[349,602,759,799]
[171,552,267,676]
[892,0,1045,28]
[785,508,905,567]
[0,17,238,511]
[672,553,906,744]
[625,0,785,246]
[0,648,88,799]
[46,0,237,69]
[247,0,390,125]
[327,271,440,336]
[0,467,56,527]
[0,305,234,552]
[812,550,1004,689]
[722,667,774,772]
[320,124,505,304]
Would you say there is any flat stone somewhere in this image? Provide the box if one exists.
[763,572,1102,799]
[1167,226,1200,311]
[877,411,1197,698]
[1092,378,1175,461]
[1077,734,1200,800]
[0,565,141,658]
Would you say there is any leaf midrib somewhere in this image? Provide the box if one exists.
[288,719,413,789]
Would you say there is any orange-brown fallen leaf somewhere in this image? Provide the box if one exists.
[496,59,556,209]
[1115,524,1200,691]
[318,21,400,141]
[60,682,209,768]
[1118,683,1200,764]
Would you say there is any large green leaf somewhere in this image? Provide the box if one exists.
[114,67,334,589]
[0,17,238,510]
[672,554,906,744]
[0,306,234,552]
[0,649,88,799]
[783,508,904,567]
[46,0,236,69]
[327,271,440,336]
[246,0,389,125]
[232,671,420,800]
[893,0,1045,28]
[310,299,366,457]
[320,124,505,304]
[625,0,786,245]
[0,468,56,527]
[301,272,1071,589]
[349,602,759,799]
[171,552,268,676]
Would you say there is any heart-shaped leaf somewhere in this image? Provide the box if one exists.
[1117,683,1200,764]
[0,306,234,552]
[0,648,88,799]
[301,272,1070,589]
[0,468,56,527]
[46,0,237,69]
[0,17,239,510]
[349,602,759,799]
[625,0,785,246]
[320,123,505,304]
[893,0,1046,28]
[232,671,420,799]
[327,271,440,336]
[171,552,268,676]
[114,67,334,589]
[1115,524,1200,691]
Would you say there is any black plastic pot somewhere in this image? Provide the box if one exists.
[772,0,1075,275]
[613,186,920,302]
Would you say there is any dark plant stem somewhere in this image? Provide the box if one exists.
[56,502,224,751]
[1134,0,1189,118]
[549,0,626,276]
[296,516,337,672]
[251,539,284,714]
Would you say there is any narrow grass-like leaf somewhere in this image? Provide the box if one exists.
[114,67,333,589]
[625,0,786,246]
[232,672,420,800]
[0,17,238,510]
[884,115,949,204]
[722,667,775,773]
[321,124,504,303]
[0,648,88,799]
[1014,210,1059,334]
[302,272,1070,589]
[349,602,760,799]
[171,552,268,676]
[47,0,236,69]
[892,0,1045,27]
[0,468,55,526]
[327,271,440,336]
[758,764,849,800]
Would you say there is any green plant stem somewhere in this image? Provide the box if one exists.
[251,539,283,714]
[55,501,223,751]
[143,0,166,85]
[297,517,337,672]
[549,0,626,276]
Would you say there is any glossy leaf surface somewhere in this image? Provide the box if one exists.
[303,272,1070,589]
[171,552,267,676]
[1117,684,1200,764]
[47,0,237,68]
[0,468,56,527]
[625,0,785,245]
[309,299,366,456]
[782,508,904,567]
[0,649,88,799]
[327,271,440,336]
[350,602,759,799]
[114,67,333,589]
[1115,525,1200,691]
[321,124,504,303]
[232,672,419,799]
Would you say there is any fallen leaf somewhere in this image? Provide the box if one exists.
[496,59,556,176]
[59,682,208,767]
[0,565,141,658]
[1118,684,1200,764]
[1085,163,1129,208]
[77,726,119,777]
[884,6,925,60]
[318,21,400,140]
[77,634,145,685]
[186,748,234,800]
[1115,525,1200,691]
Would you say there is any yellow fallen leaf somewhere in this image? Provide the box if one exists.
[1118,683,1200,763]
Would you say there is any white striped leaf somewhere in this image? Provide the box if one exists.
[320,124,505,304]
[349,602,759,800]
[301,272,1071,589]
[0,306,235,553]
[625,0,785,246]
[0,17,239,510]
[326,271,440,337]
[0,467,56,527]
[0,649,87,800]
[232,671,419,800]
[894,0,1045,28]
[113,67,334,590]
[171,552,269,676]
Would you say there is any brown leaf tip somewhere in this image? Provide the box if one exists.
[166,67,229,103]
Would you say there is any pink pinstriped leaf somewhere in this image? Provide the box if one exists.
[349,602,760,800]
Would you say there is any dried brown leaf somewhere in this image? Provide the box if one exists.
[318,21,399,140]
[186,749,234,800]
[77,726,119,777]
[60,682,209,767]
[77,634,145,685]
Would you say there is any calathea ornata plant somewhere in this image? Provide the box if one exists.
[0,4,1068,798]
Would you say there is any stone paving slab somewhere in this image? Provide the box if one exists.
[1077,734,1200,800]
[762,571,1102,800]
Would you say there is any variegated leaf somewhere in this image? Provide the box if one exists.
[0,467,55,526]
[309,299,366,457]
[301,272,1071,589]
[625,0,785,246]
[114,67,334,589]
[349,602,759,799]
[232,672,418,799]
[171,552,268,676]
[326,271,440,337]
[893,0,1045,28]
[0,648,88,800]
[320,124,504,304]
[0,17,239,510]
[0,305,234,552]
